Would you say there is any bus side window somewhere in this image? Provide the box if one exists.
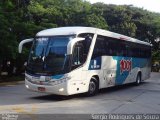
[78,33,93,61]
[104,40,109,55]
[92,36,105,59]
[106,38,119,56]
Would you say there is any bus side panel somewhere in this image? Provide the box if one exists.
[86,56,150,90]
[101,56,117,88]
[112,56,151,85]
[67,67,89,95]
[99,56,150,88]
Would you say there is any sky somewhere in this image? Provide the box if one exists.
[88,0,160,13]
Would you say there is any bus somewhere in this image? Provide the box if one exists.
[19,27,151,96]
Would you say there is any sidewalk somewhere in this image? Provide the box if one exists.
[0,81,24,86]
[0,75,24,86]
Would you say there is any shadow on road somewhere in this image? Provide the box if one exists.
[29,82,149,101]
[30,94,74,101]
[99,82,148,94]
[30,91,88,101]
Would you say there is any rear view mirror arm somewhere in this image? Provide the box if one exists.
[18,38,34,53]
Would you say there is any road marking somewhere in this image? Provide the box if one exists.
[0,105,37,113]
[0,105,38,120]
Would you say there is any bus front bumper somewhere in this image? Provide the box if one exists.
[25,79,69,95]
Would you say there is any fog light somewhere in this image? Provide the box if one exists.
[26,85,29,89]
[59,88,64,92]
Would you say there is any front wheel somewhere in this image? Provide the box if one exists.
[86,77,99,96]
[135,73,141,85]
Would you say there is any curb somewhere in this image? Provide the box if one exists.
[0,81,24,86]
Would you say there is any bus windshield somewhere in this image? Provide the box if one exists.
[27,36,74,75]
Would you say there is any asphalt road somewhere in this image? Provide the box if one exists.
[0,72,160,116]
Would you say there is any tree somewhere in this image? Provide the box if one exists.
[0,0,160,72]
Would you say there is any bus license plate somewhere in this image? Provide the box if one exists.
[38,87,46,92]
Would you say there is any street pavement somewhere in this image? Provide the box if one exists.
[0,72,160,115]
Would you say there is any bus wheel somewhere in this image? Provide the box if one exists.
[135,73,141,85]
[87,77,99,96]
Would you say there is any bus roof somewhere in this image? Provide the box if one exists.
[36,26,151,46]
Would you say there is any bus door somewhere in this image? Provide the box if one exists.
[71,41,84,80]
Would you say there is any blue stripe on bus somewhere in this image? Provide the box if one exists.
[51,74,64,79]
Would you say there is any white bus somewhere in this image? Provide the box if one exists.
[19,27,151,96]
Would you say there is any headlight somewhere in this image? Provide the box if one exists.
[50,76,71,85]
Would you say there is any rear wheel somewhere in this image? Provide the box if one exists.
[135,73,141,85]
[87,77,99,96]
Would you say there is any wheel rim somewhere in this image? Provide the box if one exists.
[89,81,96,94]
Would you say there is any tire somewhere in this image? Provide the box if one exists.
[135,73,141,85]
[87,77,99,96]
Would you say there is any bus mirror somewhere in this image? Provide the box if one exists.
[18,38,34,53]
[67,38,85,54]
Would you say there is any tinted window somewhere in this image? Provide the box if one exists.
[92,36,106,59]
[92,35,151,59]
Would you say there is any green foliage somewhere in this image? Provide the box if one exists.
[152,51,160,61]
[84,14,108,29]
[0,0,160,63]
